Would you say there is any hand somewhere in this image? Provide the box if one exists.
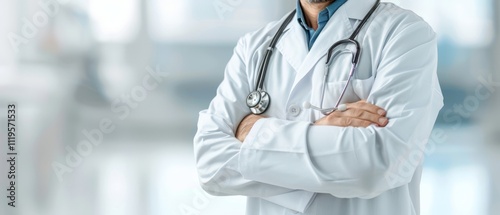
[236,114,266,142]
[314,100,388,127]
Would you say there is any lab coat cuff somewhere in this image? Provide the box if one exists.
[238,117,271,161]
[238,117,269,179]
[240,118,316,213]
[239,118,312,180]
[239,117,269,149]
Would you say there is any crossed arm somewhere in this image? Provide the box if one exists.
[236,100,389,142]
[194,20,442,212]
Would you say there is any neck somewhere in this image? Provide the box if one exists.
[299,0,334,30]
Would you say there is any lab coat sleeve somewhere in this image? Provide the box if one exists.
[238,21,444,199]
[194,37,315,212]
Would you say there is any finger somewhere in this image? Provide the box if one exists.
[347,101,386,116]
[334,117,373,127]
[343,109,388,126]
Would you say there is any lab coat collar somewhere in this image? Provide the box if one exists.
[276,14,308,73]
[275,0,378,92]
[344,0,378,20]
[276,7,350,91]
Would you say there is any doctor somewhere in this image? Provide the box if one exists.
[194,0,443,214]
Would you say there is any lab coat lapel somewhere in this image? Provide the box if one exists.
[344,0,378,20]
[291,7,353,89]
[276,17,308,73]
[274,0,377,91]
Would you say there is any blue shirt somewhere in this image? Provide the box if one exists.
[296,0,348,50]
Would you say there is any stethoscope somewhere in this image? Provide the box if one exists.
[246,0,380,115]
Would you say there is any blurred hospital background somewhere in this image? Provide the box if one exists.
[0,0,499,214]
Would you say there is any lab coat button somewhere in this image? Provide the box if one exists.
[287,104,301,117]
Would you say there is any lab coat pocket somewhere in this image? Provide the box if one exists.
[351,75,375,100]
[322,75,375,109]
[322,81,357,109]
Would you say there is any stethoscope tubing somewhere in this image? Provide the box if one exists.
[255,11,296,91]
[247,0,381,115]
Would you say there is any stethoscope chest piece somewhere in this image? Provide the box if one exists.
[246,91,270,115]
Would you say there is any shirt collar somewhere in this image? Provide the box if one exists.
[296,0,348,30]
[296,1,309,30]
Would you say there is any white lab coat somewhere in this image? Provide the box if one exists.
[194,0,443,214]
